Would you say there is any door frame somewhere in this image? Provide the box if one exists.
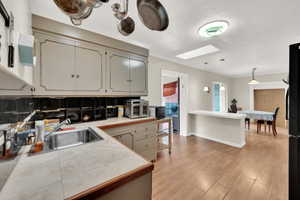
[211,81,228,112]
[249,81,288,110]
[161,70,189,136]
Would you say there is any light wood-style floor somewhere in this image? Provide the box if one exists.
[152,126,288,200]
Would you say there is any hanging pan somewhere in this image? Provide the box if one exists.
[137,0,169,31]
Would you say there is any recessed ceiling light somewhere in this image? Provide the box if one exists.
[176,45,220,60]
[198,20,229,38]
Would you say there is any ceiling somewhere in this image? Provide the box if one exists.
[30,0,300,77]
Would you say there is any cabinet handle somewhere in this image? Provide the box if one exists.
[76,75,80,78]
[71,74,75,78]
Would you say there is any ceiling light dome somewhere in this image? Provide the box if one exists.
[198,20,229,38]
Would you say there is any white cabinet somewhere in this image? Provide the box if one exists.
[107,49,148,96]
[34,31,106,96]
[95,173,152,200]
[33,31,148,96]
[130,56,147,94]
[74,41,105,92]
[114,131,134,150]
[107,51,131,94]
[105,121,157,161]
[38,33,76,91]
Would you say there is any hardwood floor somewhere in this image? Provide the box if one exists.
[152,126,288,200]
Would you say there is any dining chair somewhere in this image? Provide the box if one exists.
[268,107,280,136]
[257,107,280,136]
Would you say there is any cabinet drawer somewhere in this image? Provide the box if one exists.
[134,124,157,141]
[104,127,132,137]
[134,137,156,153]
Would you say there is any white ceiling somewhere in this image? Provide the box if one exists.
[30,0,300,77]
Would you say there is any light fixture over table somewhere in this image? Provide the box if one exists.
[53,0,169,36]
[248,68,260,85]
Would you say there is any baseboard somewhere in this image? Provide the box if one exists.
[180,129,191,137]
[189,132,245,148]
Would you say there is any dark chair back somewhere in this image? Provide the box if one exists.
[273,107,280,120]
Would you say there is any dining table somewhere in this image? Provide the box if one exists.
[239,110,275,134]
[239,110,275,121]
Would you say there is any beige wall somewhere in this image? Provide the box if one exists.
[144,56,233,111]
[231,73,288,110]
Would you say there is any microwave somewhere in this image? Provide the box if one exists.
[125,100,149,119]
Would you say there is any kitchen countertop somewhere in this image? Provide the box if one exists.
[189,110,246,120]
[0,117,155,200]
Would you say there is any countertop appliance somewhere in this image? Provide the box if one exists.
[125,99,149,119]
[149,106,165,120]
[288,43,300,200]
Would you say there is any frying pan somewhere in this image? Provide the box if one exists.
[137,0,169,31]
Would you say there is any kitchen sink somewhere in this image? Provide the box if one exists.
[45,128,103,151]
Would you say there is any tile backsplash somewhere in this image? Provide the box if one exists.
[0,97,139,124]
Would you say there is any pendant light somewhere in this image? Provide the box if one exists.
[248,68,259,85]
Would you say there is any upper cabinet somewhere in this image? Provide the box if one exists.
[107,49,148,96]
[107,50,131,94]
[30,15,149,97]
[34,32,106,96]
[74,40,105,92]
[38,32,76,92]
[130,56,148,95]
[33,31,148,97]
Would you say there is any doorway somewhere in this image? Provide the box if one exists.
[161,70,189,136]
[162,76,180,133]
[254,89,286,128]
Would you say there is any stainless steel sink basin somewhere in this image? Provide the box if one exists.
[46,128,103,151]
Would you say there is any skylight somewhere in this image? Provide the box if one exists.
[176,45,220,60]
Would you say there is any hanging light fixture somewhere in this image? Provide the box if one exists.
[248,68,259,85]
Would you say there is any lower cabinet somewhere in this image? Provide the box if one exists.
[113,132,134,150]
[105,121,157,161]
[95,172,152,200]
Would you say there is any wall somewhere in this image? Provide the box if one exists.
[143,56,233,112]
[0,0,32,84]
[231,73,288,110]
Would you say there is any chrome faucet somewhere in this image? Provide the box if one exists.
[16,110,40,131]
[44,119,71,140]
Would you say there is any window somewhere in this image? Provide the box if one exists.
[212,82,227,112]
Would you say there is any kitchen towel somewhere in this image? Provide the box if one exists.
[18,34,34,66]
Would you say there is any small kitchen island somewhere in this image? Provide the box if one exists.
[188,110,246,148]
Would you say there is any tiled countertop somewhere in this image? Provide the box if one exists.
[0,117,155,200]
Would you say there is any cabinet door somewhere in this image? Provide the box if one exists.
[74,41,105,91]
[130,56,148,95]
[114,132,134,149]
[107,50,131,94]
[39,33,76,91]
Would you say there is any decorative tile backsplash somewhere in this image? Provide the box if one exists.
[0,97,139,124]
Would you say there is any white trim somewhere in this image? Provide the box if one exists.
[161,69,189,136]
[189,132,245,148]
[249,81,288,110]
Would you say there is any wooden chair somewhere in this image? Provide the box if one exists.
[257,107,280,136]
